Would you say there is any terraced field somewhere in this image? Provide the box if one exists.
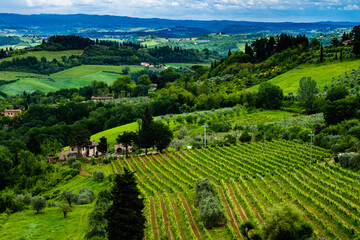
[111,140,359,239]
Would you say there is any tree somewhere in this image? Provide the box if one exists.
[320,44,324,63]
[0,145,13,190]
[228,49,232,57]
[105,169,145,240]
[323,98,356,125]
[353,41,360,58]
[97,136,108,156]
[112,76,133,97]
[152,121,173,152]
[326,85,348,101]
[116,131,137,158]
[137,74,151,86]
[256,82,283,109]
[331,37,342,47]
[138,106,154,154]
[69,123,91,157]
[61,190,78,207]
[261,203,314,240]
[26,132,41,155]
[58,204,72,218]
[32,196,46,214]
[297,77,318,107]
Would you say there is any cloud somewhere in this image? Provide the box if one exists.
[343,4,360,10]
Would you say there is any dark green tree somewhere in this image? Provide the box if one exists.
[69,123,91,157]
[261,204,314,240]
[26,132,41,155]
[297,77,318,107]
[97,136,108,156]
[105,169,145,240]
[116,132,137,158]
[61,190,78,208]
[0,145,13,190]
[32,196,46,214]
[228,49,232,57]
[256,82,283,109]
[138,106,154,154]
[151,121,173,152]
[320,44,324,63]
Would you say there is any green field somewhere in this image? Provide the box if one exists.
[0,174,110,240]
[0,50,83,63]
[0,65,147,95]
[0,205,91,239]
[249,59,360,93]
[165,62,211,69]
[91,122,139,148]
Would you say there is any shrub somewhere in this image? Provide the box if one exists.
[72,161,82,170]
[77,194,91,205]
[31,196,46,214]
[224,134,237,146]
[339,152,357,168]
[79,188,95,202]
[103,158,110,164]
[67,156,76,165]
[178,126,189,139]
[349,154,360,169]
[61,190,78,207]
[93,170,105,181]
[209,122,231,132]
[239,132,252,143]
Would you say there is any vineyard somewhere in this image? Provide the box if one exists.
[110,140,360,239]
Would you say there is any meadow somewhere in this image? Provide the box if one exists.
[0,65,147,95]
[0,50,84,63]
[249,59,360,93]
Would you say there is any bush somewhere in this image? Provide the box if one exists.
[79,188,95,202]
[93,170,105,181]
[331,143,345,154]
[67,156,76,165]
[72,161,82,170]
[31,196,46,214]
[349,154,360,169]
[209,122,231,132]
[224,134,237,146]
[239,132,252,143]
[339,152,357,168]
[103,158,111,164]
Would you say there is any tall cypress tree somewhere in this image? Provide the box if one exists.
[320,44,324,63]
[138,105,154,154]
[105,169,145,240]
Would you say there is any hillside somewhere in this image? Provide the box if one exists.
[0,65,146,95]
[249,59,360,93]
[0,13,358,37]
[0,50,83,64]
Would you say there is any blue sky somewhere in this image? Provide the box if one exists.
[1,0,360,22]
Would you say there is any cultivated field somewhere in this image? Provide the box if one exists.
[111,140,359,239]
[0,50,84,63]
[0,65,147,95]
[249,59,360,93]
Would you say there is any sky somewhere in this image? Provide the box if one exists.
[1,0,360,22]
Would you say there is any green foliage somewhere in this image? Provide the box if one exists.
[93,170,105,181]
[97,137,108,155]
[326,85,348,101]
[116,131,137,158]
[195,178,225,228]
[67,156,77,166]
[60,190,78,207]
[71,161,82,170]
[297,77,318,107]
[256,82,283,109]
[261,203,314,240]
[31,196,46,214]
[240,132,252,143]
[58,204,72,218]
[105,169,145,240]
[0,145,13,190]
[151,121,173,152]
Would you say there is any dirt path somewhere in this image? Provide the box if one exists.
[236,182,264,223]
[226,183,248,221]
[179,193,202,240]
[160,196,174,240]
[170,198,187,240]
[149,197,160,240]
[217,186,242,239]
[80,168,91,176]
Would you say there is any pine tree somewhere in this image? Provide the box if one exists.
[27,132,41,155]
[105,169,145,240]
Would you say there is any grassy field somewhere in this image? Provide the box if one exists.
[0,205,91,240]
[0,173,110,240]
[0,50,83,63]
[91,122,139,148]
[0,65,147,95]
[165,63,211,69]
[249,59,360,93]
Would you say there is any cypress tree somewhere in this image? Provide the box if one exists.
[228,49,232,57]
[320,44,324,63]
[105,169,145,240]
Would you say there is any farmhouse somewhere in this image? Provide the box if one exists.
[91,96,114,101]
[4,108,22,117]
[59,140,100,160]
[141,62,150,67]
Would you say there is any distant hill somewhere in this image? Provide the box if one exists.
[0,13,359,37]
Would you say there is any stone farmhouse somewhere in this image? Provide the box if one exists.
[91,96,114,101]
[4,108,22,117]
[59,140,100,160]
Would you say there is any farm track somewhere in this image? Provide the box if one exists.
[160,196,174,240]
[217,186,242,239]
[179,193,203,240]
[149,197,160,240]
